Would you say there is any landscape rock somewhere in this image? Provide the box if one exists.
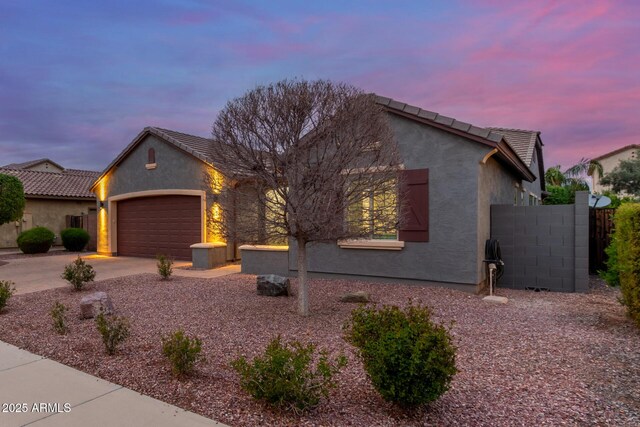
[256,274,291,297]
[80,291,114,319]
[340,291,370,303]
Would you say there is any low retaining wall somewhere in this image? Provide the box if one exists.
[239,245,289,277]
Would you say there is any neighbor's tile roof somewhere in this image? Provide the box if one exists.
[2,158,65,170]
[591,144,640,161]
[0,167,100,199]
[487,128,540,167]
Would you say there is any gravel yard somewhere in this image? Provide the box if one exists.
[0,274,638,426]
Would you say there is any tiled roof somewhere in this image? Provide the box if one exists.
[375,96,507,144]
[487,128,540,167]
[591,144,640,161]
[375,95,536,181]
[3,158,65,170]
[151,127,215,162]
[0,167,100,199]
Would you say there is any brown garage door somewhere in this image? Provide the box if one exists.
[117,195,201,260]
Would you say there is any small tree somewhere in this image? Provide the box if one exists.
[600,158,640,196]
[0,174,26,225]
[209,79,401,316]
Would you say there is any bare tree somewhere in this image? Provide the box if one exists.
[209,79,401,316]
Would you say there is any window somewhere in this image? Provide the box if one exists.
[264,188,287,245]
[146,148,157,170]
[351,184,398,240]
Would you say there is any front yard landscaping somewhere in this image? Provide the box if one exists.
[0,274,638,426]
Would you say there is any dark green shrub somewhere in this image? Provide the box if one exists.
[95,312,130,355]
[344,302,457,406]
[0,173,25,225]
[62,256,96,291]
[156,254,173,280]
[50,302,69,334]
[612,204,640,326]
[0,280,16,313]
[16,227,55,254]
[599,233,620,287]
[162,330,203,377]
[61,228,90,251]
[231,336,347,413]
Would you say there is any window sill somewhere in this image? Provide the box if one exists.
[145,163,157,170]
[338,239,405,250]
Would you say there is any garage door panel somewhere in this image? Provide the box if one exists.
[117,195,200,260]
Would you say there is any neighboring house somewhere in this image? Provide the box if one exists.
[91,96,545,291]
[0,159,99,249]
[589,144,640,194]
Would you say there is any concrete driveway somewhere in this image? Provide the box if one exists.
[0,253,240,294]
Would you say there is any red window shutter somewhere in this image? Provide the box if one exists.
[399,169,429,242]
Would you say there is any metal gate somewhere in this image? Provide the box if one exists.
[589,208,615,273]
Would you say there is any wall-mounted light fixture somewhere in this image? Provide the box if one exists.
[99,201,105,209]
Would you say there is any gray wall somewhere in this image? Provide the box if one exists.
[289,113,497,287]
[521,147,543,201]
[241,249,289,277]
[101,135,210,197]
[477,157,521,282]
[491,191,589,292]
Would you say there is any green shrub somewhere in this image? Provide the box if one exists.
[95,312,130,355]
[61,228,90,252]
[16,227,55,254]
[62,256,96,291]
[156,254,173,280]
[50,302,69,335]
[344,302,457,406]
[599,233,620,287]
[0,173,26,225]
[612,203,640,326]
[231,336,347,413]
[0,280,16,313]
[162,330,203,377]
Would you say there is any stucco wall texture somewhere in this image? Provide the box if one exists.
[591,147,639,194]
[0,198,94,248]
[284,114,535,289]
[95,134,217,256]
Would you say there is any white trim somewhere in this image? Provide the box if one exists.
[338,239,405,250]
[239,245,289,252]
[107,189,206,254]
[190,242,226,249]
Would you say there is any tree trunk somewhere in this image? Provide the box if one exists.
[297,236,309,316]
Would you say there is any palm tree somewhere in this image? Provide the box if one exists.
[544,165,566,187]
[564,157,603,181]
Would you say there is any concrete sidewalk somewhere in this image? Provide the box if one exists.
[0,341,227,427]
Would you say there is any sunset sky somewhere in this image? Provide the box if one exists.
[1,1,638,172]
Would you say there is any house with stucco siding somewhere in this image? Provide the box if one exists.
[0,159,99,249]
[589,144,640,195]
[90,95,545,292]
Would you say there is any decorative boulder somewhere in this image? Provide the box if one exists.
[340,291,370,303]
[257,274,291,297]
[80,292,114,319]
